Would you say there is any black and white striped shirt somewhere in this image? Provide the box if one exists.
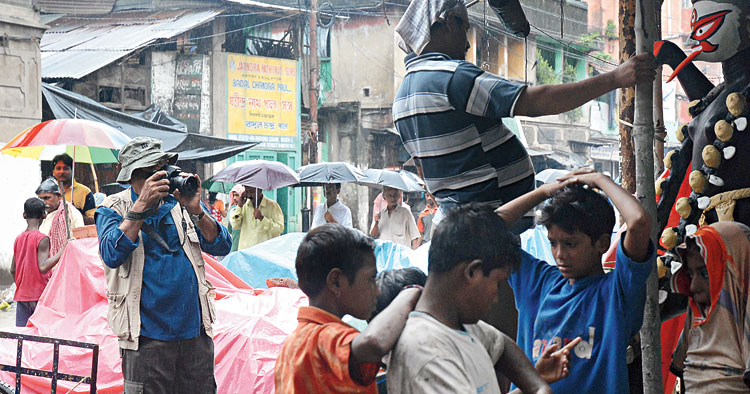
[393,52,535,206]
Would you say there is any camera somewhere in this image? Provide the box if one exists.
[159,164,198,196]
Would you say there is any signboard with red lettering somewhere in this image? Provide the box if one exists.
[227,54,298,151]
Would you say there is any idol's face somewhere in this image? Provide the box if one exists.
[688,1,749,63]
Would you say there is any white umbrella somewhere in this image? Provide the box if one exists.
[535,168,569,185]
[359,169,425,192]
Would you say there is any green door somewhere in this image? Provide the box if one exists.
[277,152,300,232]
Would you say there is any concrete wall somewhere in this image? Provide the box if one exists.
[0,1,46,282]
[329,15,396,108]
[209,16,228,178]
[0,2,46,143]
[151,51,177,113]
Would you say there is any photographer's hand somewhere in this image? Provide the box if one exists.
[131,171,169,212]
[174,173,202,215]
[120,170,169,242]
[175,174,220,243]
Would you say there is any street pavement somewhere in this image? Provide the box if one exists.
[0,303,14,329]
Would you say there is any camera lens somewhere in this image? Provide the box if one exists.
[173,176,198,196]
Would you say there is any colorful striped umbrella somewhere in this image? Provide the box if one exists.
[1,119,131,164]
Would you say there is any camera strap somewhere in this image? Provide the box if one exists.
[139,208,188,254]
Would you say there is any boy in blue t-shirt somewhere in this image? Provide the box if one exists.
[496,169,655,394]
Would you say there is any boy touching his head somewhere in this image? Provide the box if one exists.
[497,169,655,394]
[387,204,576,394]
[274,223,421,393]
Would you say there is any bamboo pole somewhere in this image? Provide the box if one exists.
[634,0,663,392]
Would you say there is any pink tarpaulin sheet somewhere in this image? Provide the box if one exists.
[0,238,307,393]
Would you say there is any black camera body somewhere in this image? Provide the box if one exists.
[160,164,198,196]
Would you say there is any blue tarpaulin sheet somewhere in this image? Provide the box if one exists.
[221,226,557,289]
[221,233,427,288]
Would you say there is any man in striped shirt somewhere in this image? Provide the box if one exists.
[393,0,655,229]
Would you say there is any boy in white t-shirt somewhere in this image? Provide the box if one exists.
[387,203,580,393]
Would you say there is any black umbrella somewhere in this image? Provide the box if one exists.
[296,162,367,187]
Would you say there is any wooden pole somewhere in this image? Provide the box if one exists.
[619,0,636,194]
[634,0,663,392]
[653,1,666,176]
[57,180,72,240]
[309,0,319,165]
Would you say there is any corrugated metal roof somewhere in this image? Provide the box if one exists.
[41,9,222,79]
[36,0,116,15]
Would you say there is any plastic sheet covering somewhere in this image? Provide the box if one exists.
[520,225,556,264]
[374,239,419,272]
[222,233,429,288]
[222,233,306,288]
[0,237,307,393]
[42,83,258,162]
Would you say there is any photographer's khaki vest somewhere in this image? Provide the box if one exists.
[99,189,215,350]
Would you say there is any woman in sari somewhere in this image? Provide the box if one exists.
[671,221,750,392]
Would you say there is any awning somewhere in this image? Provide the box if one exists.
[545,150,591,169]
[42,83,257,163]
[41,9,222,80]
[527,147,554,157]
[223,0,380,11]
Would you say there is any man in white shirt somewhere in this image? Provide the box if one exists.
[370,187,420,249]
[311,183,353,229]
[36,177,84,235]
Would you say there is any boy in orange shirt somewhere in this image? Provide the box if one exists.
[275,223,421,393]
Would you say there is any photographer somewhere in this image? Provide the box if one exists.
[95,137,231,394]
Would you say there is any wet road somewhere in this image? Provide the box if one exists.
[0,303,15,329]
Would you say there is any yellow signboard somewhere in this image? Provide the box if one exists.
[227,54,298,150]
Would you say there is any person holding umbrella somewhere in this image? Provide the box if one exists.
[95,137,231,393]
[311,183,353,229]
[226,184,245,253]
[229,186,284,250]
[51,153,97,225]
[370,186,420,249]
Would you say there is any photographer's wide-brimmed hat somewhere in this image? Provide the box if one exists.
[117,137,177,183]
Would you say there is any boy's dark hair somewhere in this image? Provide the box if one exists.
[24,197,46,219]
[51,153,73,168]
[373,267,426,319]
[296,223,376,297]
[429,203,521,274]
[538,183,615,243]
